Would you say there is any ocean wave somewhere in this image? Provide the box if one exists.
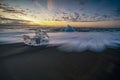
[0,32,120,52]
[49,32,120,52]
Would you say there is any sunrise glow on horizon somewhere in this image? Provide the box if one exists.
[0,0,120,27]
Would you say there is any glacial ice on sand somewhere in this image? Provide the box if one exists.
[23,29,49,46]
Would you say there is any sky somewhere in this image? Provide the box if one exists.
[0,0,120,27]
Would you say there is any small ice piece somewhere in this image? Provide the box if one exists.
[23,29,49,46]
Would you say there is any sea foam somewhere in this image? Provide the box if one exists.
[0,31,120,52]
[49,32,120,52]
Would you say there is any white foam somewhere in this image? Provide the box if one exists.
[48,32,120,52]
[0,32,120,52]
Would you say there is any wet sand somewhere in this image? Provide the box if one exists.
[0,43,120,80]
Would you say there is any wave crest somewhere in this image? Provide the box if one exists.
[49,32,120,52]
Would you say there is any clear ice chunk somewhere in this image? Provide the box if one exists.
[23,29,49,46]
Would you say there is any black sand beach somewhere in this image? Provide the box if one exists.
[0,43,120,80]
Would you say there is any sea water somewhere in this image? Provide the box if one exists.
[0,29,120,52]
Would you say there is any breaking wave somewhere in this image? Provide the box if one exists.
[0,31,120,52]
[49,32,120,52]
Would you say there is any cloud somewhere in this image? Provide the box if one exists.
[0,0,120,23]
[70,12,80,21]
[33,0,48,12]
[0,3,26,15]
[0,16,31,25]
[47,0,55,10]
[52,9,120,22]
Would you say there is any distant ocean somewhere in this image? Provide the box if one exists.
[0,28,120,52]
